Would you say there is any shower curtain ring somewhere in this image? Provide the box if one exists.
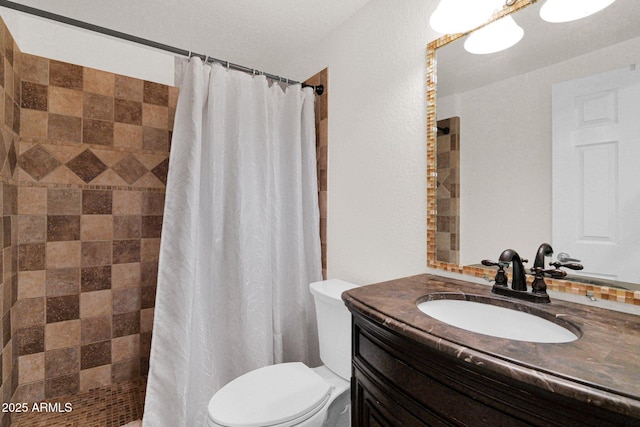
[226,61,230,70]
[204,55,209,64]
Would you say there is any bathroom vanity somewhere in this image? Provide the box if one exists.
[342,274,640,426]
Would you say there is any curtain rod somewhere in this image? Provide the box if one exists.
[0,0,324,95]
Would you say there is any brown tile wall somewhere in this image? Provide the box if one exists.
[304,69,328,279]
[0,17,328,422]
[435,117,459,265]
[0,16,175,414]
[0,17,21,427]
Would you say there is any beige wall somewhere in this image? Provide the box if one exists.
[0,8,175,86]
[278,0,441,285]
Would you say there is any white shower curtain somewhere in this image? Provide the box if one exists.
[143,58,323,426]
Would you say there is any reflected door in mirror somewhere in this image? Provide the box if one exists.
[552,66,640,283]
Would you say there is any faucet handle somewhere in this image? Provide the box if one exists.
[530,266,566,294]
[482,259,506,267]
[544,268,567,279]
[530,265,569,279]
[481,259,509,287]
[550,261,584,271]
[557,252,581,263]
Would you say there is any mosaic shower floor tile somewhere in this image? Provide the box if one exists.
[11,377,146,427]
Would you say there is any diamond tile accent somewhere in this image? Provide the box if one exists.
[112,155,147,185]
[151,158,169,185]
[8,139,18,176]
[66,149,108,183]
[19,144,61,181]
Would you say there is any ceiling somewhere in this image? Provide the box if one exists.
[9,0,374,73]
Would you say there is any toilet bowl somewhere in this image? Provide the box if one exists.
[205,279,358,427]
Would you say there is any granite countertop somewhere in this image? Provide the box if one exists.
[342,274,640,418]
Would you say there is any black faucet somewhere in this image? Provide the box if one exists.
[486,248,548,302]
[499,249,527,291]
[530,243,584,296]
[533,243,553,270]
[483,243,585,304]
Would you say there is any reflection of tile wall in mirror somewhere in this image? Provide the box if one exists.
[436,117,460,265]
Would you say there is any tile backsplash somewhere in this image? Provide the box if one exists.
[0,15,175,420]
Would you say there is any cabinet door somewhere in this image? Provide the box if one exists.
[353,367,449,427]
[351,314,636,427]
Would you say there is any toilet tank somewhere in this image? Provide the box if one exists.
[309,279,360,380]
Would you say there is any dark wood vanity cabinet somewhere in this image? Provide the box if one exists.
[350,312,634,427]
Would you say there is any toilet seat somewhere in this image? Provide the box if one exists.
[207,362,332,427]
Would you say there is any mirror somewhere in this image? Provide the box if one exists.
[427,0,640,294]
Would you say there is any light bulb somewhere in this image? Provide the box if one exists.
[540,0,617,23]
[463,15,524,54]
[430,0,505,34]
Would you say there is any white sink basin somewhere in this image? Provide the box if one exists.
[417,298,578,343]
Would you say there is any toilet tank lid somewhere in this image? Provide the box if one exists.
[309,279,359,303]
[208,362,331,427]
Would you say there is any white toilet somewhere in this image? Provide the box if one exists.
[205,279,359,427]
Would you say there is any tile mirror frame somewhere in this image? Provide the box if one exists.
[425,0,640,305]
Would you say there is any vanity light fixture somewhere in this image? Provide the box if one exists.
[539,0,617,23]
[463,15,524,54]
[431,0,617,55]
[429,0,505,34]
